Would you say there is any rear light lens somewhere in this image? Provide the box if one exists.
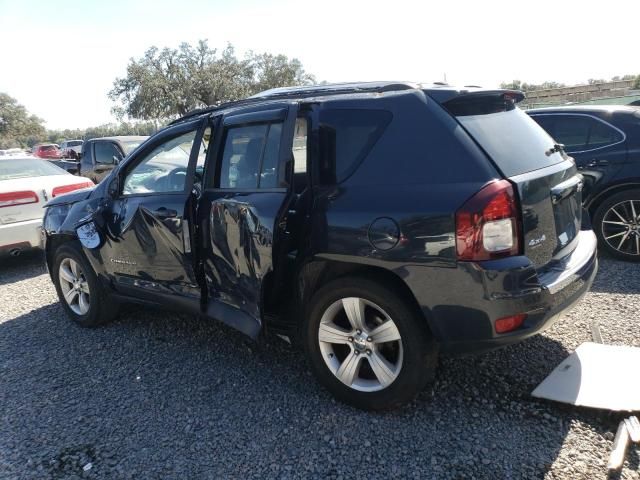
[52,182,93,197]
[456,180,521,261]
[495,313,527,334]
[0,190,39,208]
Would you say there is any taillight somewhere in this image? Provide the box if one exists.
[0,190,39,208]
[52,182,93,197]
[456,180,521,261]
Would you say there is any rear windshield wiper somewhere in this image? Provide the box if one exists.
[545,143,565,156]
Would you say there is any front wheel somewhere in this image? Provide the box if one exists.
[593,189,640,262]
[52,243,119,327]
[303,277,438,411]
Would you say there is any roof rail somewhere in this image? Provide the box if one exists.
[169,81,419,125]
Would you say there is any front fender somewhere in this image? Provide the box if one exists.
[42,189,110,275]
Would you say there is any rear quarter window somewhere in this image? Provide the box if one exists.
[318,109,392,184]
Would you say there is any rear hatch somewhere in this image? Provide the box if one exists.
[440,91,583,268]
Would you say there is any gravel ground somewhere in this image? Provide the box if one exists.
[0,251,639,479]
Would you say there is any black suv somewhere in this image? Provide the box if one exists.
[528,106,640,260]
[43,82,597,410]
[79,136,148,184]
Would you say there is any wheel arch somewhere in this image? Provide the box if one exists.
[45,233,79,279]
[296,259,436,339]
[587,180,640,217]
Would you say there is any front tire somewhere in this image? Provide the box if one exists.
[303,277,438,411]
[593,189,640,262]
[52,242,118,327]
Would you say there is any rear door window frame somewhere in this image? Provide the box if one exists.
[204,106,292,193]
[530,113,626,154]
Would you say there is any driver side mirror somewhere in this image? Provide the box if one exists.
[112,155,121,165]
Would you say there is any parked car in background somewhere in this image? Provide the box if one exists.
[0,148,28,157]
[48,158,81,175]
[79,136,148,183]
[0,156,93,257]
[60,140,84,160]
[43,82,597,410]
[528,106,640,261]
[33,143,62,159]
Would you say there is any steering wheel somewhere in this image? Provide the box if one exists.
[167,167,188,191]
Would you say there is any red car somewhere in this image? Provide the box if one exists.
[33,144,62,159]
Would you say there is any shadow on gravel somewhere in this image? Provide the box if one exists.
[589,255,640,294]
[0,250,46,286]
[0,298,615,479]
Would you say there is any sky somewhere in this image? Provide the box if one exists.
[0,0,638,130]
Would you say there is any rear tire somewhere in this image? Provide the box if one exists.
[52,242,119,327]
[303,276,438,411]
[593,189,640,262]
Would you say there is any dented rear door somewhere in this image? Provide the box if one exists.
[198,103,297,338]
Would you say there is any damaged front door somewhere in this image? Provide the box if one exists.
[198,104,297,338]
[98,119,208,311]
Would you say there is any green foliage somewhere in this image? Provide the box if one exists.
[46,121,160,144]
[0,93,47,149]
[109,40,316,121]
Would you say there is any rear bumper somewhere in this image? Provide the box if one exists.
[0,218,43,254]
[404,229,598,354]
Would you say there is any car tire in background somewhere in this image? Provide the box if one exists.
[593,189,640,262]
[303,276,438,411]
[52,242,119,326]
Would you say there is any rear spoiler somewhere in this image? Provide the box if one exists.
[424,88,526,116]
[424,87,525,105]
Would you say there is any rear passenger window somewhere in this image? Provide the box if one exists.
[553,116,591,152]
[550,115,623,152]
[218,123,283,189]
[318,109,391,184]
[588,120,623,149]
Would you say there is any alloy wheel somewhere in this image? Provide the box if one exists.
[318,297,403,392]
[58,258,91,315]
[601,200,640,256]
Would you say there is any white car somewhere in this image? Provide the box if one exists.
[0,156,94,256]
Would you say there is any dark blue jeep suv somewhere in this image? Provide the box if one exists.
[529,105,640,261]
[42,82,597,410]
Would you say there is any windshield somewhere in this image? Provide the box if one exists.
[456,107,565,177]
[121,140,144,155]
[0,158,69,180]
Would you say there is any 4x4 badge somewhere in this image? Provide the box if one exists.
[529,234,546,247]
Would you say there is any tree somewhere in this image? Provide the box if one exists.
[46,121,160,144]
[109,40,316,121]
[0,93,47,149]
[500,80,566,92]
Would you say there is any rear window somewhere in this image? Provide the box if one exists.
[121,140,144,155]
[0,158,68,180]
[318,109,392,183]
[68,140,83,147]
[455,107,564,177]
